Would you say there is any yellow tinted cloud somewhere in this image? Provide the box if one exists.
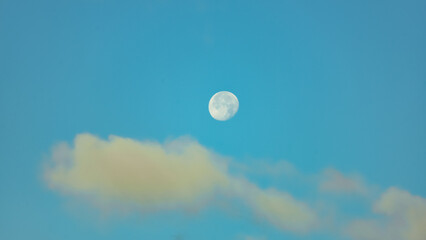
[346,187,426,240]
[45,134,228,210]
[44,133,317,233]
[247,187,317,232]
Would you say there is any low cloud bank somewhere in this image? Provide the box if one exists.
[346,187,426,240]
[44,133,317,233]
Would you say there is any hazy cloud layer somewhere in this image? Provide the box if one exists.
[44,134,426,239]
[44,133,317,233]
[318,168,369,195]
[244,236,267,240]
[346,187,426,240]
[231,179,317,232]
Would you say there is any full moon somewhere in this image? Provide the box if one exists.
[209,91,239,121]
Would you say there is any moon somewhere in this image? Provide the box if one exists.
[209,91,239,121]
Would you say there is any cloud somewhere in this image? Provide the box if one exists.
[44,133,317,233]
[345,219,395,240]
[244,236,267,240]
[234,234,267,240]
[318,168,369,195]
[232,179,317,233]
[345,187,426,240]
[43,133,426,239]
[45,134,228,211]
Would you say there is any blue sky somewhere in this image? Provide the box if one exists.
[1,0,426,240]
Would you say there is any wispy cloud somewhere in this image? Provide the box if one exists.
[44,133,317,233]
[244,236,267,240]
[318,168,369,195]
[345,187,426,240]
[234,234,267,240]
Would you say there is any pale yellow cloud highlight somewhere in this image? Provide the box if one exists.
[346,187,426,240]
[248,187,317,232]
[231,179,317,233]
[46,134,228,210]
[44,133,317,233]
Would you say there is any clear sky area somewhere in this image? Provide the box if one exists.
[1,1,425,240]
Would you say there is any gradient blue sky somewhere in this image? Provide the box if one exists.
[1,0,425,239]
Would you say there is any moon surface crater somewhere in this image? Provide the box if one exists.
[209,91,239,121]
